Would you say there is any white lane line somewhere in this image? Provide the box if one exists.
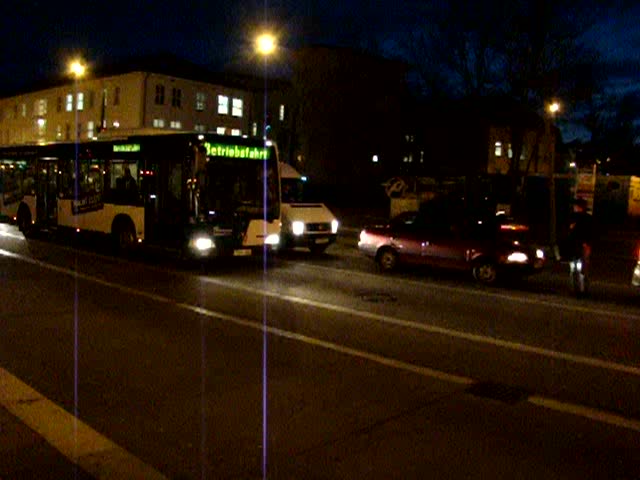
[0,367,168,480]
[2,248,640,433]
[529,396,640,432]
[290,262,640,321]
[200,276,640,378]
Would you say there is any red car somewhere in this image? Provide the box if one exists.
[358,209,546,285]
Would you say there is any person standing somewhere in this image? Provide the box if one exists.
[565,198,594,297]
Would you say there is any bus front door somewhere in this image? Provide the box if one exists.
[35,159,58,227]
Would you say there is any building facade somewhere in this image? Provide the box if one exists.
[0,59,290,149]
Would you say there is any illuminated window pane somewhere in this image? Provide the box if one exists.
[494,141,502,157]
[216,127,226,135]
[232,98,243,117]
[279,104,285,121]
[66,94,73,112]
[218,95,229,115]
[76,92,84,111]
[153,118,165,128]
[196,92,206,111]
[231,129,241,136]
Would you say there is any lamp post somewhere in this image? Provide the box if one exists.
[255,33,276,141]
[68,59,86,221]
[547,101,560,258]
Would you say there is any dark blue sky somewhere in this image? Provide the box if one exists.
[1,0,639,139]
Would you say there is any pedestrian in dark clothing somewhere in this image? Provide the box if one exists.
[565,198,594,297]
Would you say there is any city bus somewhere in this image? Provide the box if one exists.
[0,133,281,258]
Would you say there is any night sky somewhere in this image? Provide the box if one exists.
[1,0,639,140]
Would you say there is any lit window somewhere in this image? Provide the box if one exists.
[252,122,258,137]
[20,103,26,117]
[216,127,226,135]
[87,121,94,138]
[196,92,206,112]
[279,104,285,121]
[171,88,182,108]
[494,142,502,156]
[155,85,165,105]
[76,92,84,111]
[231,129,241,136]
[218,95,229,115]
[66,94,73,112]
[232,98,243,117]
[56,125,62,139]
[170,121,182,129]
[508,144,513,159]
[194,124,206,132]
[35,99,47,116]
[36,118,46,137]
[153,118,165,128]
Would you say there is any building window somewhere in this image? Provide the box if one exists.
[36,118,46,137]
[194,124,206,132]
[217,95,229,115]
[20,103,27,117]
[153,118,165,128]
[169,120,182,129]
[88,91,95,109]
[171,88,182,108]
[216,127,226,135]
[231,129,241,136]
[195,92,206,112]
[252,122,258,137]
[35,99,47,116]
[66,94,73,112]
[56,125,62,140]
[65,123,71,140]
[114,87,120,106]
[155,85,165,105]
[57,97,62,113]
[232,98,243,117]
[76,92,84,111]
[87,121,95,139]
[279,104,285,121]
[494,141,502,157]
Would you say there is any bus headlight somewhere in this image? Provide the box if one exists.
[292,221,305,236]
[331,219,339,234]
[192,236,215,252]
[265,233,280,245]
[506,252,528,263]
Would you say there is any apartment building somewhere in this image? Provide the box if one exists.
[0,57,286,147]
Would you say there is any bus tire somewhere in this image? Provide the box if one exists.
[111,217,136,253]
[17,205,33,237]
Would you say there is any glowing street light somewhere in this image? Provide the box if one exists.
[548,101,561,116]
[68,59,86,79]
[255,33,277,56]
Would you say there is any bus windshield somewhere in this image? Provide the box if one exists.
[201,155,279,220]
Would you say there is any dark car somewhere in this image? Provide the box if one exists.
[358,209,545,285]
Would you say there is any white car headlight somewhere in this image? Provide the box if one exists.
[265,233,280,245]
[331,219,339,234]
[192,236,215,251]
[292,221,305,236]
[536,248,545,259]
[507,252,528,263]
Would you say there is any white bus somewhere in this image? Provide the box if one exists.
[0,133,281,259]
[279,162,339,254]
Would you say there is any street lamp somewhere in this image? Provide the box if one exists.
[255,33,277,57]
[68,59,87,222]
[546,100,561,258]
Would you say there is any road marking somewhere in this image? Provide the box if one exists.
[0,367,168,480]
[200,275,640,377]
[290,262,640,321]
[2,248,640,433]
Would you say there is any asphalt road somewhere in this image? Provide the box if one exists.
[1,223,640,479]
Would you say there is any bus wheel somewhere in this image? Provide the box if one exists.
[17,207,33,237]
[112,219,136,253]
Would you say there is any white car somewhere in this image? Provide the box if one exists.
[279,162,339,254]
